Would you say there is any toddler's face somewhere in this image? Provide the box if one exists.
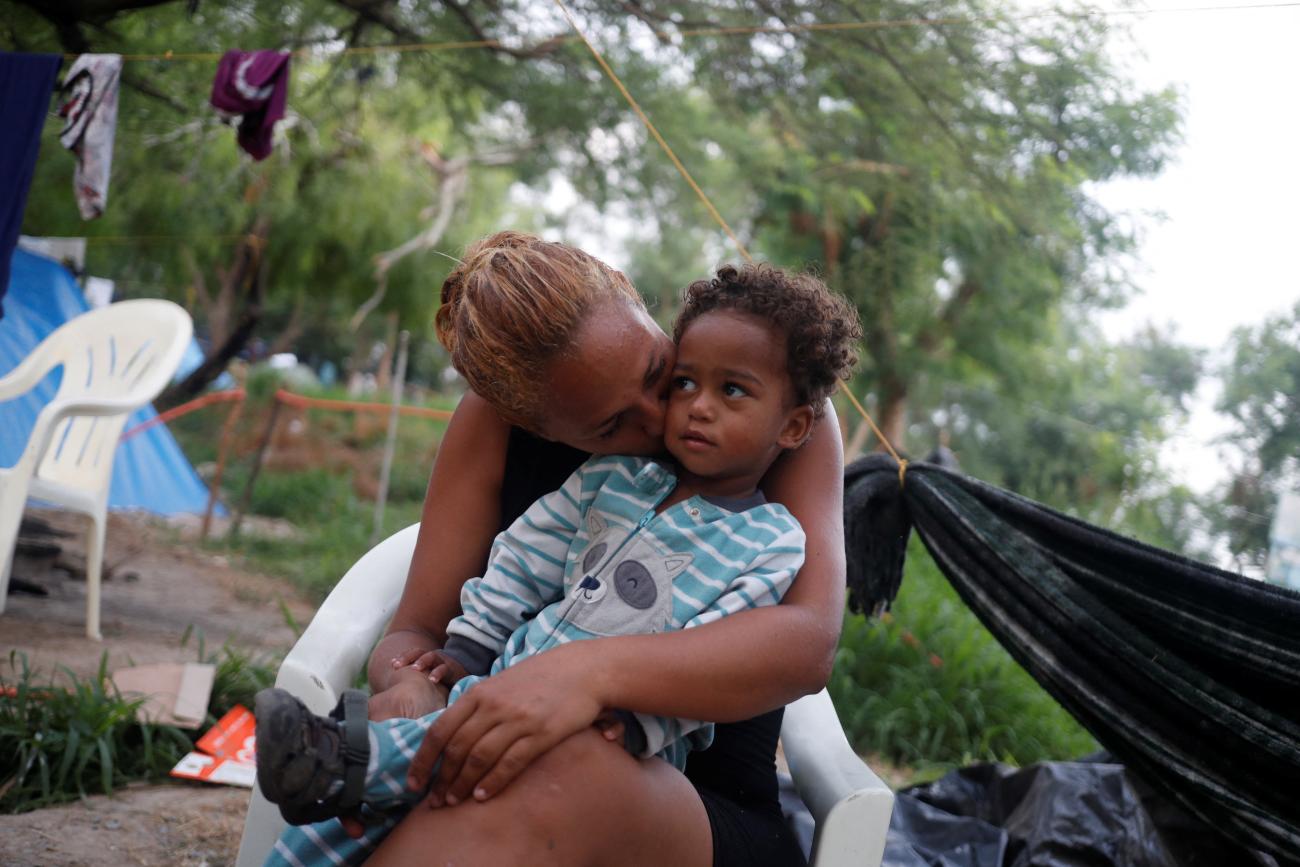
[664,310,807,485]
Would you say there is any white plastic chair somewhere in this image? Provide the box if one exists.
[236,524,894,867]
[0,299,193,639]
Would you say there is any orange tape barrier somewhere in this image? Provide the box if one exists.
[121,389,247,441]
[274,389,455,421]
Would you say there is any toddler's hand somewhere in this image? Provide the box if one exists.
[592,710,628,747]
[393,649,470,686]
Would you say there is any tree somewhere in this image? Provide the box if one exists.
[1212,301,1300,566]
[8,0,693,399]
[653,0,1182,444]
[599,1,1196,535]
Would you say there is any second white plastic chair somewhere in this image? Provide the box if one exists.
[0,298,192,639]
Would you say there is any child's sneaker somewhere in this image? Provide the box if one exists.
[254,688,370,825]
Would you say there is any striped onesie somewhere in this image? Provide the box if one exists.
[267,455,805,867]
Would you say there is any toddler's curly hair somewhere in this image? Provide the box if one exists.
[673,264,862,417]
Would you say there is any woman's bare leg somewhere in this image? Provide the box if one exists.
[366,728,712,867]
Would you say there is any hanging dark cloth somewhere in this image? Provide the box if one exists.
[0,52,62,318]
[844,453,1300,863]
[209,50,290,161]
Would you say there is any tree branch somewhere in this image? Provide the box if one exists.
[916,279,982,355]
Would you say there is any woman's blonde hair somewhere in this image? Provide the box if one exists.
[435,231,644,429]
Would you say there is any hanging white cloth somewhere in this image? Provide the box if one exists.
[58,54,123,220]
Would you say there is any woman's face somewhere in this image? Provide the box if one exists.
[540,300,676,456]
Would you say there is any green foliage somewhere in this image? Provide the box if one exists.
[182,629,281,721]
[245,467,353,522]
[910,322,1209,553]
[0,652,190,812]
[0,640,279,813]
[831,542,1097,774]
[1212,301,1300,565]
[615,2,1197,553]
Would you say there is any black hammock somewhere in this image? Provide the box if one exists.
[843,453,1300,863]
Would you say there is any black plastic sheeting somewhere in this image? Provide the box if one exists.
[779,759,1277,866]
[885,759,1278,867]
[843,454,1300,863]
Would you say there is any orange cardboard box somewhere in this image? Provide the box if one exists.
[171,704,257,788]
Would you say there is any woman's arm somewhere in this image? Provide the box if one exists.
[412,402,846,805]
[365,391,510,698]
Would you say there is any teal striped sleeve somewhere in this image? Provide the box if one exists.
[445,464,587,659]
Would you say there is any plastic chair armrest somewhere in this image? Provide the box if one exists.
[783,689,894,867]
[273,523,421,713]
[0,344,53,402]
[45,394,155,418]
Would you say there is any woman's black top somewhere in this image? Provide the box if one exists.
[497,427,803,866]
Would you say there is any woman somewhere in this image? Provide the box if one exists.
[360,232,846,866]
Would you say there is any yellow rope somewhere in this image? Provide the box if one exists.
[69,37,520,62]
[552,0,922,475]
[75,234,248,244]
[552,0,752,264]
[839,386,907,486]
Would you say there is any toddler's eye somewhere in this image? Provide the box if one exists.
[672,375,696,392]
[723,382,748,398]
[598,416,623,440]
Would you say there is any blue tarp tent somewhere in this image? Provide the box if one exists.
[0,248,216,515]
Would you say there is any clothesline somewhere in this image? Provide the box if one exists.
[57,1,1300,64]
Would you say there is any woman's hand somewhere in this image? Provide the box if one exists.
[406,642,606,808]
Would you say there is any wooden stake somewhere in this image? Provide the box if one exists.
[371,331,409,546]
[230,396,282,539]
[201,393,246,541]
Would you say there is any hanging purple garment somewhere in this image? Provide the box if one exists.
[209,50,290,161]
[0,52,62,319]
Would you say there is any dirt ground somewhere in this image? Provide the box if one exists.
[2,508,317,866]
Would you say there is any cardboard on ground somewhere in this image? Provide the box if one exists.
[111,662,215,729]
[170,704,257,788]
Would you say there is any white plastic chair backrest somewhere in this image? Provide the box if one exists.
[27,299,192,491]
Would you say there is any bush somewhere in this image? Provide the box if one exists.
[0,639,281,813]
[245,467,353,522]
[830,540,1096,777]
[0,652,192,812]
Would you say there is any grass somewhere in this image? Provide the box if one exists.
[0,652,191,812]
[169,383,445,602]
[209,493,425,602]
[830,538,1098,781]
[0,639,280,813]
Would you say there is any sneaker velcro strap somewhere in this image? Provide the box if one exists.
[337,689,370,810]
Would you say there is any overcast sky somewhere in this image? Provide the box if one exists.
[1091,0,1300,493]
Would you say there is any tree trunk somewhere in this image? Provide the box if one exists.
[876,377,908,454]
[157,220,269,409]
